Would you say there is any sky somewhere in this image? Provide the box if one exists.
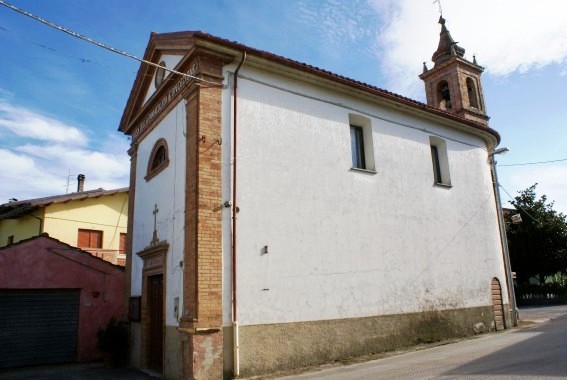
[0,0,566,213]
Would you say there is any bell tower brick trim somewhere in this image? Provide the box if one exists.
[420,18,489,126]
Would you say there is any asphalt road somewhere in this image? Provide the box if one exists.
[276,305,567,380]
[1,306,565,379]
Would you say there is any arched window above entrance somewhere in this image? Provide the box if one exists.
[146,138,169,181]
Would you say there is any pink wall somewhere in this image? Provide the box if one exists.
[0,235,125,362]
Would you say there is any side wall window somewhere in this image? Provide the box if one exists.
[119,233,127,254]
[429,136,451,186]
[78,229,103,248]
[349,114,375,172]
[350,126,365,169]
[146,138,170,181]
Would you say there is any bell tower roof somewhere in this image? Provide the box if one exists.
[432,16,465,66]
[419,16,489,126]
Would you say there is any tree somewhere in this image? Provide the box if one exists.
[505,184,567,285]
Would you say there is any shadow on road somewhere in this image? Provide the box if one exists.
[443,314,567,377]
[0,362,154,380]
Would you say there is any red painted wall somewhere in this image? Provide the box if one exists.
[0,235,125,362]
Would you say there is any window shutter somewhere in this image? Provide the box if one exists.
[119,233,127,254]
[78,230,90,247]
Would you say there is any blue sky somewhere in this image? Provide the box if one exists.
[0,0,566,212]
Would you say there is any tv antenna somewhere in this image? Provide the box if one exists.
[65,169,77,194]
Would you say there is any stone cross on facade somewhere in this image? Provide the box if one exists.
[151,203,159,245]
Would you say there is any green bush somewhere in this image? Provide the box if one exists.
[516,282,567,297]
[96,317,129,354]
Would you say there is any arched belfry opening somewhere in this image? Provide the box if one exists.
[436,80,452,110]
[466,77,479,109]
[419,16,489,126]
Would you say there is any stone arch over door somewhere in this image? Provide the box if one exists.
[491,278,506,330]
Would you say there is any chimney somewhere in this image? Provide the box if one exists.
[77,174,85,192]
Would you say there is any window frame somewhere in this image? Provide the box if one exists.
[350,125,366,170]
[431,145,443,184]
[429,136,452,187]
[119,233,127,255]
[154,61,166,88]
[348,114,376,174]
[78,229,103,249]
[145,138,170,181]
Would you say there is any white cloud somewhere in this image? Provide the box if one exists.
[16,143,129,179]
[0,99,129,203]
[0,149,71,201]
[369,0,567,97]
[0,100,87,146]
[297,0,377,48]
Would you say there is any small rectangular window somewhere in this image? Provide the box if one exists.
[119,233,127,254]
[350,125,366,169]
[429,136,451,187]
[7,235,14,245]
[431,145,442,184]
[78,229,103,248]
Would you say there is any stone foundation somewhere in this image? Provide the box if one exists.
[164,326,181,379]
[236,306,498,377]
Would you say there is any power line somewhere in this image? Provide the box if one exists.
[0,0,222,87]
[498,184,541,224]
[499,158,567,167]
[43,215,127,228]
[0,24,136,73]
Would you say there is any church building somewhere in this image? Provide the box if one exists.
[119,18,510,379]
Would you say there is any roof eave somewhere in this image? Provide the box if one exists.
[192,33,500,147]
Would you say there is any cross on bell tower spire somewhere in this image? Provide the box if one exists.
[419,16,490,126]
[433,0,443,18]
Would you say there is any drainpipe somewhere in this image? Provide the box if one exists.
[29,213,43,236]
[232,50,246,378]
[489,147,518,327]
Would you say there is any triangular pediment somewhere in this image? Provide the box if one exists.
[118,32,199,134]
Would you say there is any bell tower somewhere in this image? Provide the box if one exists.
[420,17,489,126]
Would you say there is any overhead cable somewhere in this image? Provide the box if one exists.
[0,24,131,72]
[498,184,541,224]
[0,0,221,86]
[499,158,567,167]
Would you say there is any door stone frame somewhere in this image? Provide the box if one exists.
[137,241,169,371]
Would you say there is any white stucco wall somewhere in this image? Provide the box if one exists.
[131,101,186,326]
[223,67,507,326]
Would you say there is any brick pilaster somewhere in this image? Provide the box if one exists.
[124,143,138,314]
[179,53,227,379]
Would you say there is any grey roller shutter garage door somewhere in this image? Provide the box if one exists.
[0,289,80,368]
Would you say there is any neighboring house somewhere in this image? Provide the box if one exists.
[118,18,510,379]
[0,178,128,266]
[0,235,125,368]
